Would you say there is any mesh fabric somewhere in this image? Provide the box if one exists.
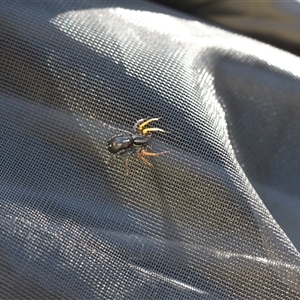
[1,1,300,299]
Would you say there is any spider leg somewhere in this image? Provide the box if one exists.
[124,156,129,175]
[105,155,114,165]
[140,149,169,157]
[133,118,148,132]
[137,148,169,167]
[137,150,153,167]
[106,150,130,175]
[134,117,161,134]
[142,127,167,135]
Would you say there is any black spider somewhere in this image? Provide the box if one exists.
[107,118,169,174]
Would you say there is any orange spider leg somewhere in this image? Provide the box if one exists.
[137,149,169,166]
[140,149,169,156]
[124,156,129,175]
[137,151,153,167]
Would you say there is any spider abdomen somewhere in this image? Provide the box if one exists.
[107,135,134,154]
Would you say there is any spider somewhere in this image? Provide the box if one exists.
[107,118,169,174]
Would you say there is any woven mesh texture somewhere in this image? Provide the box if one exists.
[1,1,300,299]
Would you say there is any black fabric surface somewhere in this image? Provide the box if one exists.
[1,1,300,299]
[151,0,300,56]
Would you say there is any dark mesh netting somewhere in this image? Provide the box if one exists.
[1,1,300,299]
